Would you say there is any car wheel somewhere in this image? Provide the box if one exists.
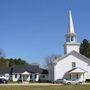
[67,82,71,85]
[79,82,82,85]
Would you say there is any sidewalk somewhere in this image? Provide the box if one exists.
[0,83,63,86]
[0,82,90,86]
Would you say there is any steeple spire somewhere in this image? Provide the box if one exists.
[68,9,75,34]
[64,9,80,54]
[65,9,77,43]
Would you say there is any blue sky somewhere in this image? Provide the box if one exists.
[0,0,90,65]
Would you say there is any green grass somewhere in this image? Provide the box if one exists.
[0,85,90,90]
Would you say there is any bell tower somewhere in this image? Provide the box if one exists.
[64,10,80,54]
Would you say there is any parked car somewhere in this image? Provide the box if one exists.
[53,79,66,84]
[65,79,83,85]
[54,79,83,85]
[0,78,8,84]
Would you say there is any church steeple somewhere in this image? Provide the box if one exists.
[66,9,77,43]
[64,10,80,54]
[68,10,75,34]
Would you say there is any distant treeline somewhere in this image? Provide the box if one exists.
[0,58,28,67]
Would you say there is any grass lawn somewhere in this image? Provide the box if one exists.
[0,85,90,90]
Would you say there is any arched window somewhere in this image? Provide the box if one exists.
[71,36,74,41]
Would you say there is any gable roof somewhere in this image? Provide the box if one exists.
[0,67,11,74]
[67,67,87,73]
[12,65,40,74]
[53,50,90,64]
[11,65,48,74]
[22,71,30,75]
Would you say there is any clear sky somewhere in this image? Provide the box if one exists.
[0,0,90,65]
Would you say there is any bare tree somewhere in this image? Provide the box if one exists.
[44,54,61,67]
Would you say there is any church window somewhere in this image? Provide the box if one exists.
[71,36,74,41]
[72,62,76,68]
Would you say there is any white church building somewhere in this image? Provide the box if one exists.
[48,10,90,82]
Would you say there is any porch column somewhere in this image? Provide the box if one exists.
[32,74,35,81]
[83,73,84,81]
[36,74,39,81]
[77,73,78,79]
[29,74,30,81]
[70,73,71,80]
[22,74,23,82]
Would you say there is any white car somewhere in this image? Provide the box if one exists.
[64,79,83,85]
[54,79,83,85]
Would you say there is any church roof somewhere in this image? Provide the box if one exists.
[53,50,90,64]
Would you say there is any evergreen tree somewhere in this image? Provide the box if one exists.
[80,39,90,58]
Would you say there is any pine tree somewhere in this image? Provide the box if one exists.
[80,39,90,58]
